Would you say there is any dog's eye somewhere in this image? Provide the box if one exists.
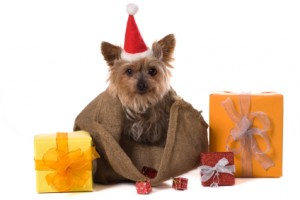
[126,68,133,76]
[148,68,157,76]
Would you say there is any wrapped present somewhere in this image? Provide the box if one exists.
[209,92,283,177]
[141,166,157,179]
[172,177,188,190]
[136,180,152,194]
[200,152,235,187]
[34,131,100,193]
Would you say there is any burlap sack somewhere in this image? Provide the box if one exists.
[74,89,208,185]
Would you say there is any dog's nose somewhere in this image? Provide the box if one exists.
[137,80,148,93]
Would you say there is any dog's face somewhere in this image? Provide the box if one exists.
[101,34,176,112]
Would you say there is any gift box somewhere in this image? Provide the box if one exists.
[141,166,157,179]
[136,180,152,194]
[209,92,283,177]
[200,152,235,187]
[34,131,100,193]
[172,177,188,190]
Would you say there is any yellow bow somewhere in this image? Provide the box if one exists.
[35,132,100,192]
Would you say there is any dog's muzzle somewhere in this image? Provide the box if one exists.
[137,79,148,94]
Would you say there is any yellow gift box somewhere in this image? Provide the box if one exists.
[209,92,283,177]
[34,131,99,193]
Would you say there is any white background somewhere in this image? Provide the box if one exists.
[0,0,299,199]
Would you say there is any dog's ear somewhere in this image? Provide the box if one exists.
[101,42,122,67]
[152,34,176,63]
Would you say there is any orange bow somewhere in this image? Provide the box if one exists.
[35,132,100,192]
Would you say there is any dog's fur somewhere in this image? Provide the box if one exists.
[101,34,178,146]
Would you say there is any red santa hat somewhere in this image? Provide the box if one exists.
[121,3,153,61]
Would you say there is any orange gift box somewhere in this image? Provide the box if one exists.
[209,92,283,177]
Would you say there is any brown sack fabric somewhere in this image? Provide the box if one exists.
[74,89,208,185]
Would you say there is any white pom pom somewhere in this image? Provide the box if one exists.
[127,3,138,15]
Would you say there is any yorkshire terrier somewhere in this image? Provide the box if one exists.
[101,34,179,146]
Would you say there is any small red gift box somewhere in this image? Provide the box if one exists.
[136,180,152,194]
[200,152,235,187]
[141,166,157,179]
[172,177,188,190]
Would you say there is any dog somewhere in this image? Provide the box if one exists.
[100,34,179,146]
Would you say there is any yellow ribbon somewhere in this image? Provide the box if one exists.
[35,132,100,192]
[222,95,274,177]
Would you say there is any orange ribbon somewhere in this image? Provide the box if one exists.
[35,132,100,192]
